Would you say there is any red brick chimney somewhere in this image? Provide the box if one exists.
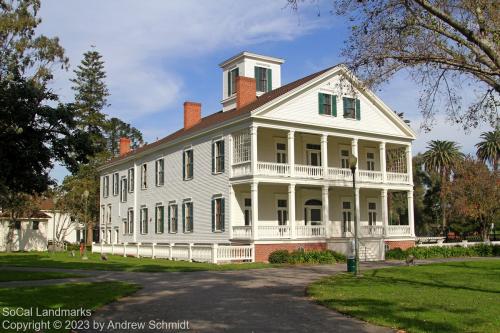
[236,76,256,109]
[119,137,131,156]
[184,101,202,130]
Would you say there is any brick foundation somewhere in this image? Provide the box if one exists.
[385,240,416,250]
[255,243,326,262]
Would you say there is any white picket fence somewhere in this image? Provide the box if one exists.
[92,242,254,263]
[416,240,500,248]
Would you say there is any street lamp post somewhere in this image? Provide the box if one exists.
[349,155,360,276]
[52,197,58,253]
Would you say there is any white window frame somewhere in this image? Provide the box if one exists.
[304,143,321,167]
[184,200,193,233]
[141,163,147,189]
[155,204,165,234]
[275,138,287,164]
[169,203,178,234]
[213,197,224,232]
[100,205,105,225]
[343,97,356,119]
[120,177,127,203]
[107,204,112,225]
[340,147,350,169]
[368,199,378,226]
[155,158,165,186]
[140,206,148,234]
[244,197,252,226]
[184,148,193,180]
[127,208,134,234]
[366,149,376,171]
[341,198,353,233]
[122,218,128,235]
[228,67,238,96]
[112,173,119,196]
[213,138,224,174]
[255,66,269,93]
[103,176,109,198]
[275,195,288,226]
[128,168,134,193]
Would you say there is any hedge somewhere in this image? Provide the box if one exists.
[386,244,500,260]
[268,249,346,264]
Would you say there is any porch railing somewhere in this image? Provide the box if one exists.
[257,161,289,176]
[294,164,323,178]
[386,225,411,236]
[327,167,352,181]
[232,162,251,177]
[360,225,384,237]
[295,225,326,238]
[386,172,410,184]
[258,225,291,239]
[232,226,252,239]
[358,170,383,183]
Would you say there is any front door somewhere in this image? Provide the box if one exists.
[307,150,321,166]
[304,199,322,225]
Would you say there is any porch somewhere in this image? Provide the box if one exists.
[229,182,414,241]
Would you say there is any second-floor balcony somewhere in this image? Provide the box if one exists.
[230,126,412,185]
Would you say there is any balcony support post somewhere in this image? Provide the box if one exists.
[379,141,386,182]
[381,189,388,237]
[288,183,296,239]
[321,134,328,178]
[351,137,359,170]
[250,125,258,175]
[406,144,413,185]
[408,190,415,237]
[288,130,295,177]
[251,181,259,240]
[228,184,234,240]
[322,185,329,238]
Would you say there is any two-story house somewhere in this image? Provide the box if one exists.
[97,52,416,262]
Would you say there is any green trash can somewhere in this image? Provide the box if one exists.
[347,257,357,273]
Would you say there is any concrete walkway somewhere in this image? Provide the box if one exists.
[3,258,496,333]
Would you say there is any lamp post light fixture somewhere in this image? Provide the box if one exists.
[349,154,360,276]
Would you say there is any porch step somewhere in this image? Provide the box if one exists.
[359,245,380,262]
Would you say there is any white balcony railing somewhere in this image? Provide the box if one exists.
[232,162,251,177]
[294,164,324,178]
[327,167,352,181]
[358,170,383,183]
[257,161,289,176]
[257,225,291,239]
[386,172,410,184]
[295,225,326,238]
[386,225,411,236]
[360,225,384,237]
[232,226,252,239]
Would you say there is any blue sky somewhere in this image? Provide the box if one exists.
[38,0,492,182]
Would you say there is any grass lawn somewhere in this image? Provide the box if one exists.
[0,270,82,282]
[0,252,279,272]
[0,281,139,333]
[308,260,500,333]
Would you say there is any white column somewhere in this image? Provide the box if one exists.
[406,144,413,185]
[354,187,360,237]
[251,182,259,240]
[289,183,296,239]
[250,125,258,175]
[228,185,234,239]
[381,189,388,236]
[288,130,295,177]
[133,162,138,243]
[408,190,415,237]
[321,134,328,178]
[322,185,329,237]
[379,141,386,182]
[228,134,233,178]
[351,138,359,167]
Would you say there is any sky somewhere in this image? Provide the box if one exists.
[37,0,492,183]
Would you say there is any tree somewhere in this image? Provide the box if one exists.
[450,157,499,240]
[422,140,463,228]
[0,0,68,82]
[70,48,110,151]
[288,0,500,129]
[476,128,500,171]
[105,117,143,157]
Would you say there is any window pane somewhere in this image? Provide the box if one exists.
[342,201,351,209]
[278,199,287,207]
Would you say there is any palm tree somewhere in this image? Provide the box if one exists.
[476,129,500,172]
[422,140,463,229]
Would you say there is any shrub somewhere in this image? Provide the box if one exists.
[387,243,499,260]
[330,251,347,263]
[471,243,493,257]
[268,250,290,264]
[386,247,406,260]
[493,245,500,256]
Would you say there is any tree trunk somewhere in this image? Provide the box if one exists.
[440,172,447,229]
[86,221,94,246]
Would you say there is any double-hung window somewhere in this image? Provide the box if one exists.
[155,159,164,186]
[183,149,193,180]
[276,142,287,164]
[318,93,336,116]
[103,176,109,197]
[212,139,225,173]
[123,218,128,235]
[277,199,288,226]
[227,67,239,96]
[100,205,105,225]
[368,202,377,226]
[155,205,164,234]
[183,201,193,233]
[140,207,148,234]
[255,66,272,93]
[342,201,352,233]
[340,149,350,169]
[127,209,134,234]
[141,164,147,189]
[107,204,112,224]
[112,173,119,196]
[367,152,375,171]
[343,97,360,120]
[244,198,252,226]
[168,204,178,233]
[212,197,225,232]
[120,177,127,202]
[128,168,134,193]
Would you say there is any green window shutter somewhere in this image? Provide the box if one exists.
[227,70,231,96]
[332,95,337,117]
[167,206,171,233]
[182,152,185,180]
[356,98,361,120]
[175,206,178,232]
[254,66,260,91]
[155,207,158,233]
[145,209,148,234]
[190,203,194,232]
[343,97,348,117]
[211,199,215,232]
[221,198,225,232]
[160,206,164,233]
[211,142,215,173]
[220,140,225,172]
[190,151,194,178]
[267,68,272,92]
[182,203,185,233]
[155,161,158,186]
[318,93,324,115]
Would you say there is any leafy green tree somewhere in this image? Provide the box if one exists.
[70,48,110,151]
[0,0,68,82]
[476,128,500,171]
[422,140,464,228]
[106,117,143,157]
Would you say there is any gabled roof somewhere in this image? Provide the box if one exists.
[0,211,51,219]
[101,65,337,169]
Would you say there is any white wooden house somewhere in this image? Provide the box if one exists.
[96,52,416,262]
